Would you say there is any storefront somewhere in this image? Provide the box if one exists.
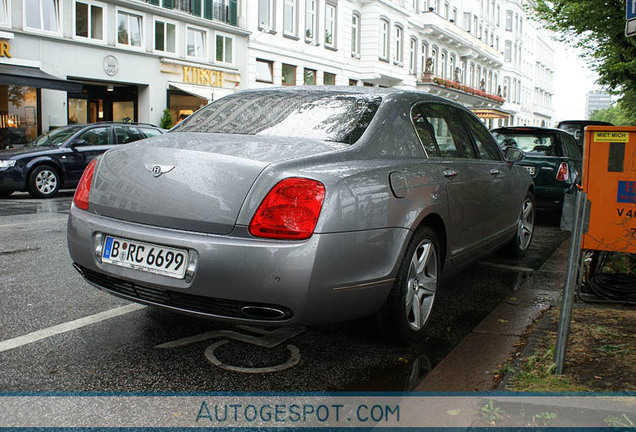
[67,82,139,124]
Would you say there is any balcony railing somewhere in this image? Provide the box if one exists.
[142,0,237,26]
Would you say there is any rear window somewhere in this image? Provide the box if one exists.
[492,132,557,156]
[173,92,382,144]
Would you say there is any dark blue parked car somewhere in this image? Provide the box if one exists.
[0,122,163,198]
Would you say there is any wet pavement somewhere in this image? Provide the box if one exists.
[0,193,569,392]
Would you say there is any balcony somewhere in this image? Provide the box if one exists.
[141,0,237,26]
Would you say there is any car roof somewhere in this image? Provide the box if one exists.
[557,120,613,126]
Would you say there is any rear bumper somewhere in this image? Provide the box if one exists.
[67,205,409,326]
[534,183,576,209]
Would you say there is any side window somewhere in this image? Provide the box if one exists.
[139,127,162,138]
[411,105,440,157]
[561,133,582,159]
[115,126,145,144]
[76,127,112,146]
[460,112,503,161]
[413,103,476,159]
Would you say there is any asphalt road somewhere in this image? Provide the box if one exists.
[0,192,568,392]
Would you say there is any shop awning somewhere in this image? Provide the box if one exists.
[169,82,214,101]
[471,108,510,119]
[0,64,83,93]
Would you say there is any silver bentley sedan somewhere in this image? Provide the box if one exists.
[67,87,534,344]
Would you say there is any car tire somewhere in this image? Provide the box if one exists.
[506,191,535,257]
[28,165,60,198]
[0,190,12,197]
[382,226,440,345]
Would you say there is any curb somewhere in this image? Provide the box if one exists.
[415,239,571,391]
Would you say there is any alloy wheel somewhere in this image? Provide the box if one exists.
[405,239,438,331]
[517,198,534,251]
[35,169,58,195]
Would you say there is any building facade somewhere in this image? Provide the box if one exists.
[0,0,556,149]
[585,90,611,119]
[0,0,247,149]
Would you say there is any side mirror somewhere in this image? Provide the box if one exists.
[504,146,524,164]
[71,139,87,148]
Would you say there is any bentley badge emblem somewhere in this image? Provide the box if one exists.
[145,164,175,177]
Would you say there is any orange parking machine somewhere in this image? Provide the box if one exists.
[582,126,636,253]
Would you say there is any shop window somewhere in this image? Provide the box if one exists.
[325,3,336,48]
[255,59,273,83]
[75,1,105,41]
[25,0,60,33]
[113,101,134,123]
[323,72,336,85]
[187,27,207,59]
[281,64,296,85]
[168,91,207,126]
[303,68,316,85]
[155,19,176,54]
[0,85,38,150]
[68,98,88,124]
[117,9,143,48]
[215,34,233,63]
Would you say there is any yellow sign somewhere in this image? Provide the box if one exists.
[0,41,10,58]
[593,131,629,143]
[183,66,224,88]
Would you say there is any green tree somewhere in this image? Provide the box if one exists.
[533,0,636,124]
[590,102,633,125]
[159,108,174,129]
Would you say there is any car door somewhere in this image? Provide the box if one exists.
[412,102,499,264]
[62,126,114,183]
[459,110,521,237]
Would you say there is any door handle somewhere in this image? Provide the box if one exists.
[489,168,500,176]
[442,169,458,179]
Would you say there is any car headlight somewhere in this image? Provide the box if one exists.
[0,160,16,168]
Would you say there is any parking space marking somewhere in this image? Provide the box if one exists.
[0,217,68,228]
[0,304,146,353]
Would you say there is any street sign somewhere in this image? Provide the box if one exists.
[627,0,636,37]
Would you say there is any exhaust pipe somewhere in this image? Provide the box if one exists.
[241,305,289,320]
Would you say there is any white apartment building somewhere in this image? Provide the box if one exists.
[247,0,555,128]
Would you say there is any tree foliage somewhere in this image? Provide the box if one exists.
[590,102,633,125]
[533,0,636,124]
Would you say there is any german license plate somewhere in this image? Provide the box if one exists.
[101,236,188,279]
[523,165,536,176]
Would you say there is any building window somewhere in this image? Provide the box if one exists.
[452,7,457,23]
[325,3,336,48]
[430,47,437,75]
[497,5,501,26]
[409,37,417,75]
[216,33,232,63]
[282,64,296,85]
[75,1,104,41]
[351,12,360,56]
[504,40,511,62]
[256,59,273,83]
[154,19,176,53]
[463,12,470,31]
[505,10,512,31]
[421,41,428,76]
[324,72,336,85]
[0,0,8,26]
[449,54,456,81]
[25,0,60,32]
[305,0,317,42]
[440,51,447,78]
[186,27,206,59]
[117,10,143,47]
[303,68,316,85]
[394,25,403,64]
[379,18,389,60]
[258,0,274,30]
[284,0,297,36]
[349,79,358,86]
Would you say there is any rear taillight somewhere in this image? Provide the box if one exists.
[73,158,97,210]
[556,162,569,181]
[249,178,326,240]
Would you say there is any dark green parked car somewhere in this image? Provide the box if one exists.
[491,126,582,211]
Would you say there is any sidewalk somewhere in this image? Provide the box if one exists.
[416,239,571,391]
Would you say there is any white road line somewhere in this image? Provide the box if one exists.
[0,304,146,353]
[0,217,68,228]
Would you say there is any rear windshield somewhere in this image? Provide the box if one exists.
[173,92,382,144]
[492,132,557,156]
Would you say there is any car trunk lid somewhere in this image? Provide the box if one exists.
[90,133,346,234]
